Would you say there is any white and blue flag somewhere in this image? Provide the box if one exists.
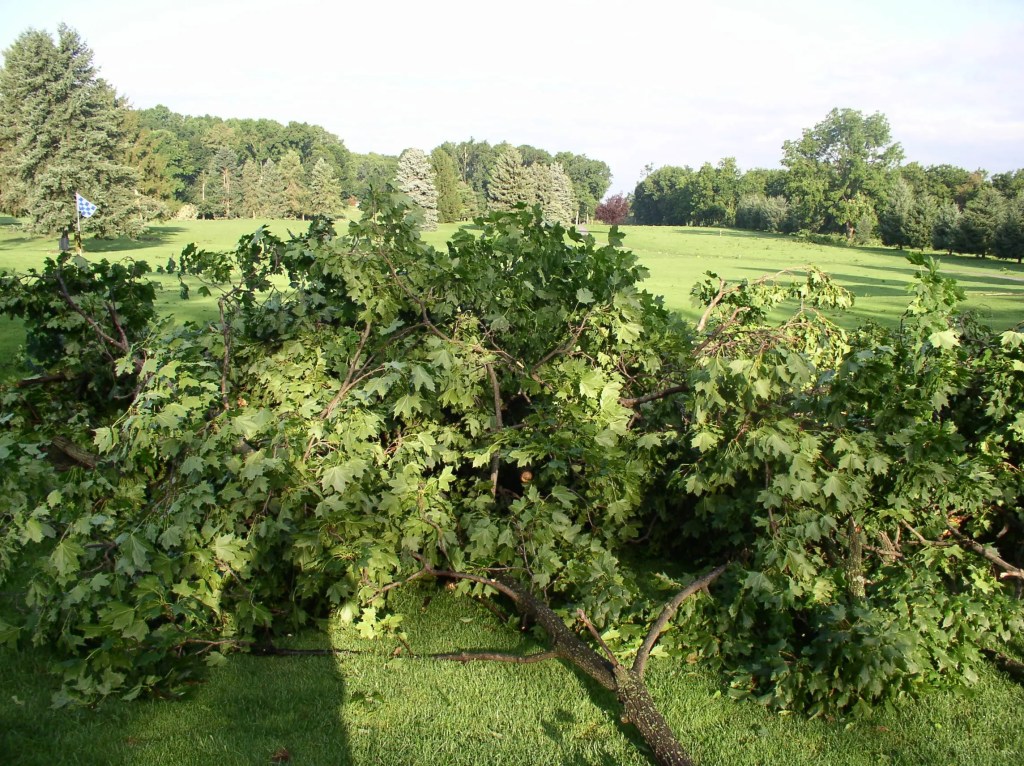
[75,192,98,218]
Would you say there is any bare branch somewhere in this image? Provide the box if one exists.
[53,270,126,357]
[577,609,621,668]
[696,276,727,333]
[946,525,1024,580]
[432,650,559,664]
[620,384,689,409]
[486,363,503,498]
[634,563,728,678]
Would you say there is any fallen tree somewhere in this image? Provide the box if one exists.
[1,194,1022,763]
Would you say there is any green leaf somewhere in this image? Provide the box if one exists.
[93,427,116,453]
[50,539,85,578]
[393,393,423,419]
[410,365,436,393]
[575,287,595,304]
[322,458,369,494]
[928,329,959,350]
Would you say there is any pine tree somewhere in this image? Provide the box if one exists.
[201,146,239,218]
[487,147,526,212]
[259,159,286,218]
[308,157,341,217]
[525,162,552,215]
[239,159,262,218]
[431,147,463,223]
[931,201,961,254]
[0,25,144,236]
[278,150,308,218]
[548,162,576,224]
[396,148,438,230]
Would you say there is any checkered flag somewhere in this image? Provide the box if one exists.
[75,192,98,218]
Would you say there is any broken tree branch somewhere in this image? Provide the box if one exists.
[634,563,728,679]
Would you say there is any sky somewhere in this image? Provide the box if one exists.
[2,0,1023,195]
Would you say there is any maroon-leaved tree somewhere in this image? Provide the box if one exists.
[595,193,630,224]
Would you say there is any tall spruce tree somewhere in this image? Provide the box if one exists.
[277,149,308,218]
[548,161,576,224]
[396,148,438,230]
[431,147,463,223]
[487,146,526,212]
[308,157,341,217]
[0,25,143,236]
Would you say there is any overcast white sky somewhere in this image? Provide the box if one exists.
[2,0,1023,194]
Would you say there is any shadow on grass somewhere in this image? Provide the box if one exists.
[672,228,781,240]
[0,634,352,766]
[79,226,189,255]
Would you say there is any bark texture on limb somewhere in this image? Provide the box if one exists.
[421,560,724,766]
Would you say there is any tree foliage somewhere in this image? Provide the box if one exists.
[595,194,631,225]
[782,108,903,237]
[396,148,439,230]
[0,25,145,236]
[0,194,1022,741]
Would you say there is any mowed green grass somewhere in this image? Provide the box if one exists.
[2,582,1023,766]
[3,215,1022,379]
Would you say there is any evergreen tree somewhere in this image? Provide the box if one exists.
[239,159,263,219]
[259,159,285,218]
[955,186,1006,256]
[395,148,438,230]
[931,201,961,254]
[525,162,552,215]
[547,162,576,223]
[431,147,463,223]
[201,146,239,218]
[308,157,341,217]
[0,25,144,236]
[487,146,526,212]
[879,177,913,248]
[277,149,308,218]
[992,196,1024,264]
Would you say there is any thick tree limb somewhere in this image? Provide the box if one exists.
[696,276,727,333]
[15,373,71,388]
[413,557,715,766]
[620,384,689,409]
[50,436,99,469]
[634,563,728,678]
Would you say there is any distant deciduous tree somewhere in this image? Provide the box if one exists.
[782,108,903,237]
[735,193,788,232]
[396,148,438,230]
[594,193,630,225]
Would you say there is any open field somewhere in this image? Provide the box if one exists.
[3,216,1023,379]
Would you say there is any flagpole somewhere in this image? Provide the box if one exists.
[75,191,83,254]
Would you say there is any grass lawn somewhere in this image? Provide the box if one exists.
[2,582,1023,766]
[2,215,1024,763]
[3,216,1023,377]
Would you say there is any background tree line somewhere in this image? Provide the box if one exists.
[632,108,1024,263]
[0,25,611,234]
